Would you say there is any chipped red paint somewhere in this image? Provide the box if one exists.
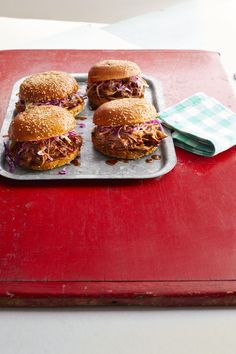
[1,50,236,306]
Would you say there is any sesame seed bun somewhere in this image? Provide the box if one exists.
[19,71,79,103]
[93,98,157,127]
[68,103,85,117]
[88,60,141,83]
[9,105,76,142]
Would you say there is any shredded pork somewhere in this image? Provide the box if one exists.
[87,76,148,100]
[15,93,84,112]
[10,131,82,169]
[92,122,166,154]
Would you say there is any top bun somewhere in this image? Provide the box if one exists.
[9,105,76,142]
[93,98,157,126]
[88,60,141,83]
[19,71,79,102]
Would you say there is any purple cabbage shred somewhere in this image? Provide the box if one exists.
[58,167,67,175]
[4,142,15,173]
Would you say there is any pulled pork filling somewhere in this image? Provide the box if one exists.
[15,92,84,112]
[87,75,148,99]
[8,131,82,169]
[93,120,166,153]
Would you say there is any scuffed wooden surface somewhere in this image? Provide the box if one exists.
[1,50,236,306]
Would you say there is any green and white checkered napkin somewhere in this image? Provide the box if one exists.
[159,92,236,156]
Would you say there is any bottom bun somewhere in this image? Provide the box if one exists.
[68,102,84,117]
[19,148,80,171]
[88,94,110,110]
[92,135,158,159]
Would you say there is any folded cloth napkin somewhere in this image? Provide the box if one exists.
[158,92,236,156]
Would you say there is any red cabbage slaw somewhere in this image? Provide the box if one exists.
[95,119,164,137]
[4,142,15,173]
[87,75,148,99]
[16,91,86,112]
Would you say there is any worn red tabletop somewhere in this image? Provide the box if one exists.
[1,50,236,306]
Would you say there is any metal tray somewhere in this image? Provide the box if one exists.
[0,74,176,180]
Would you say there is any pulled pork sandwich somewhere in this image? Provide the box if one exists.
[15,71,84,116]
[6,105,82,171]
[92,98,167,159]
[86,60,148,109]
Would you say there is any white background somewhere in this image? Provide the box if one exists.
[1,0,188,23]
[1,308,236,354]
[1,1,236,353]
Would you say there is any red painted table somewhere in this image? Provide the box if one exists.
[1,50,236,306]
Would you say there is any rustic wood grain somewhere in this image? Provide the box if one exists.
[1,50,236,306]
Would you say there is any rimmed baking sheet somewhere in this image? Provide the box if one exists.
[0,74,176,180]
